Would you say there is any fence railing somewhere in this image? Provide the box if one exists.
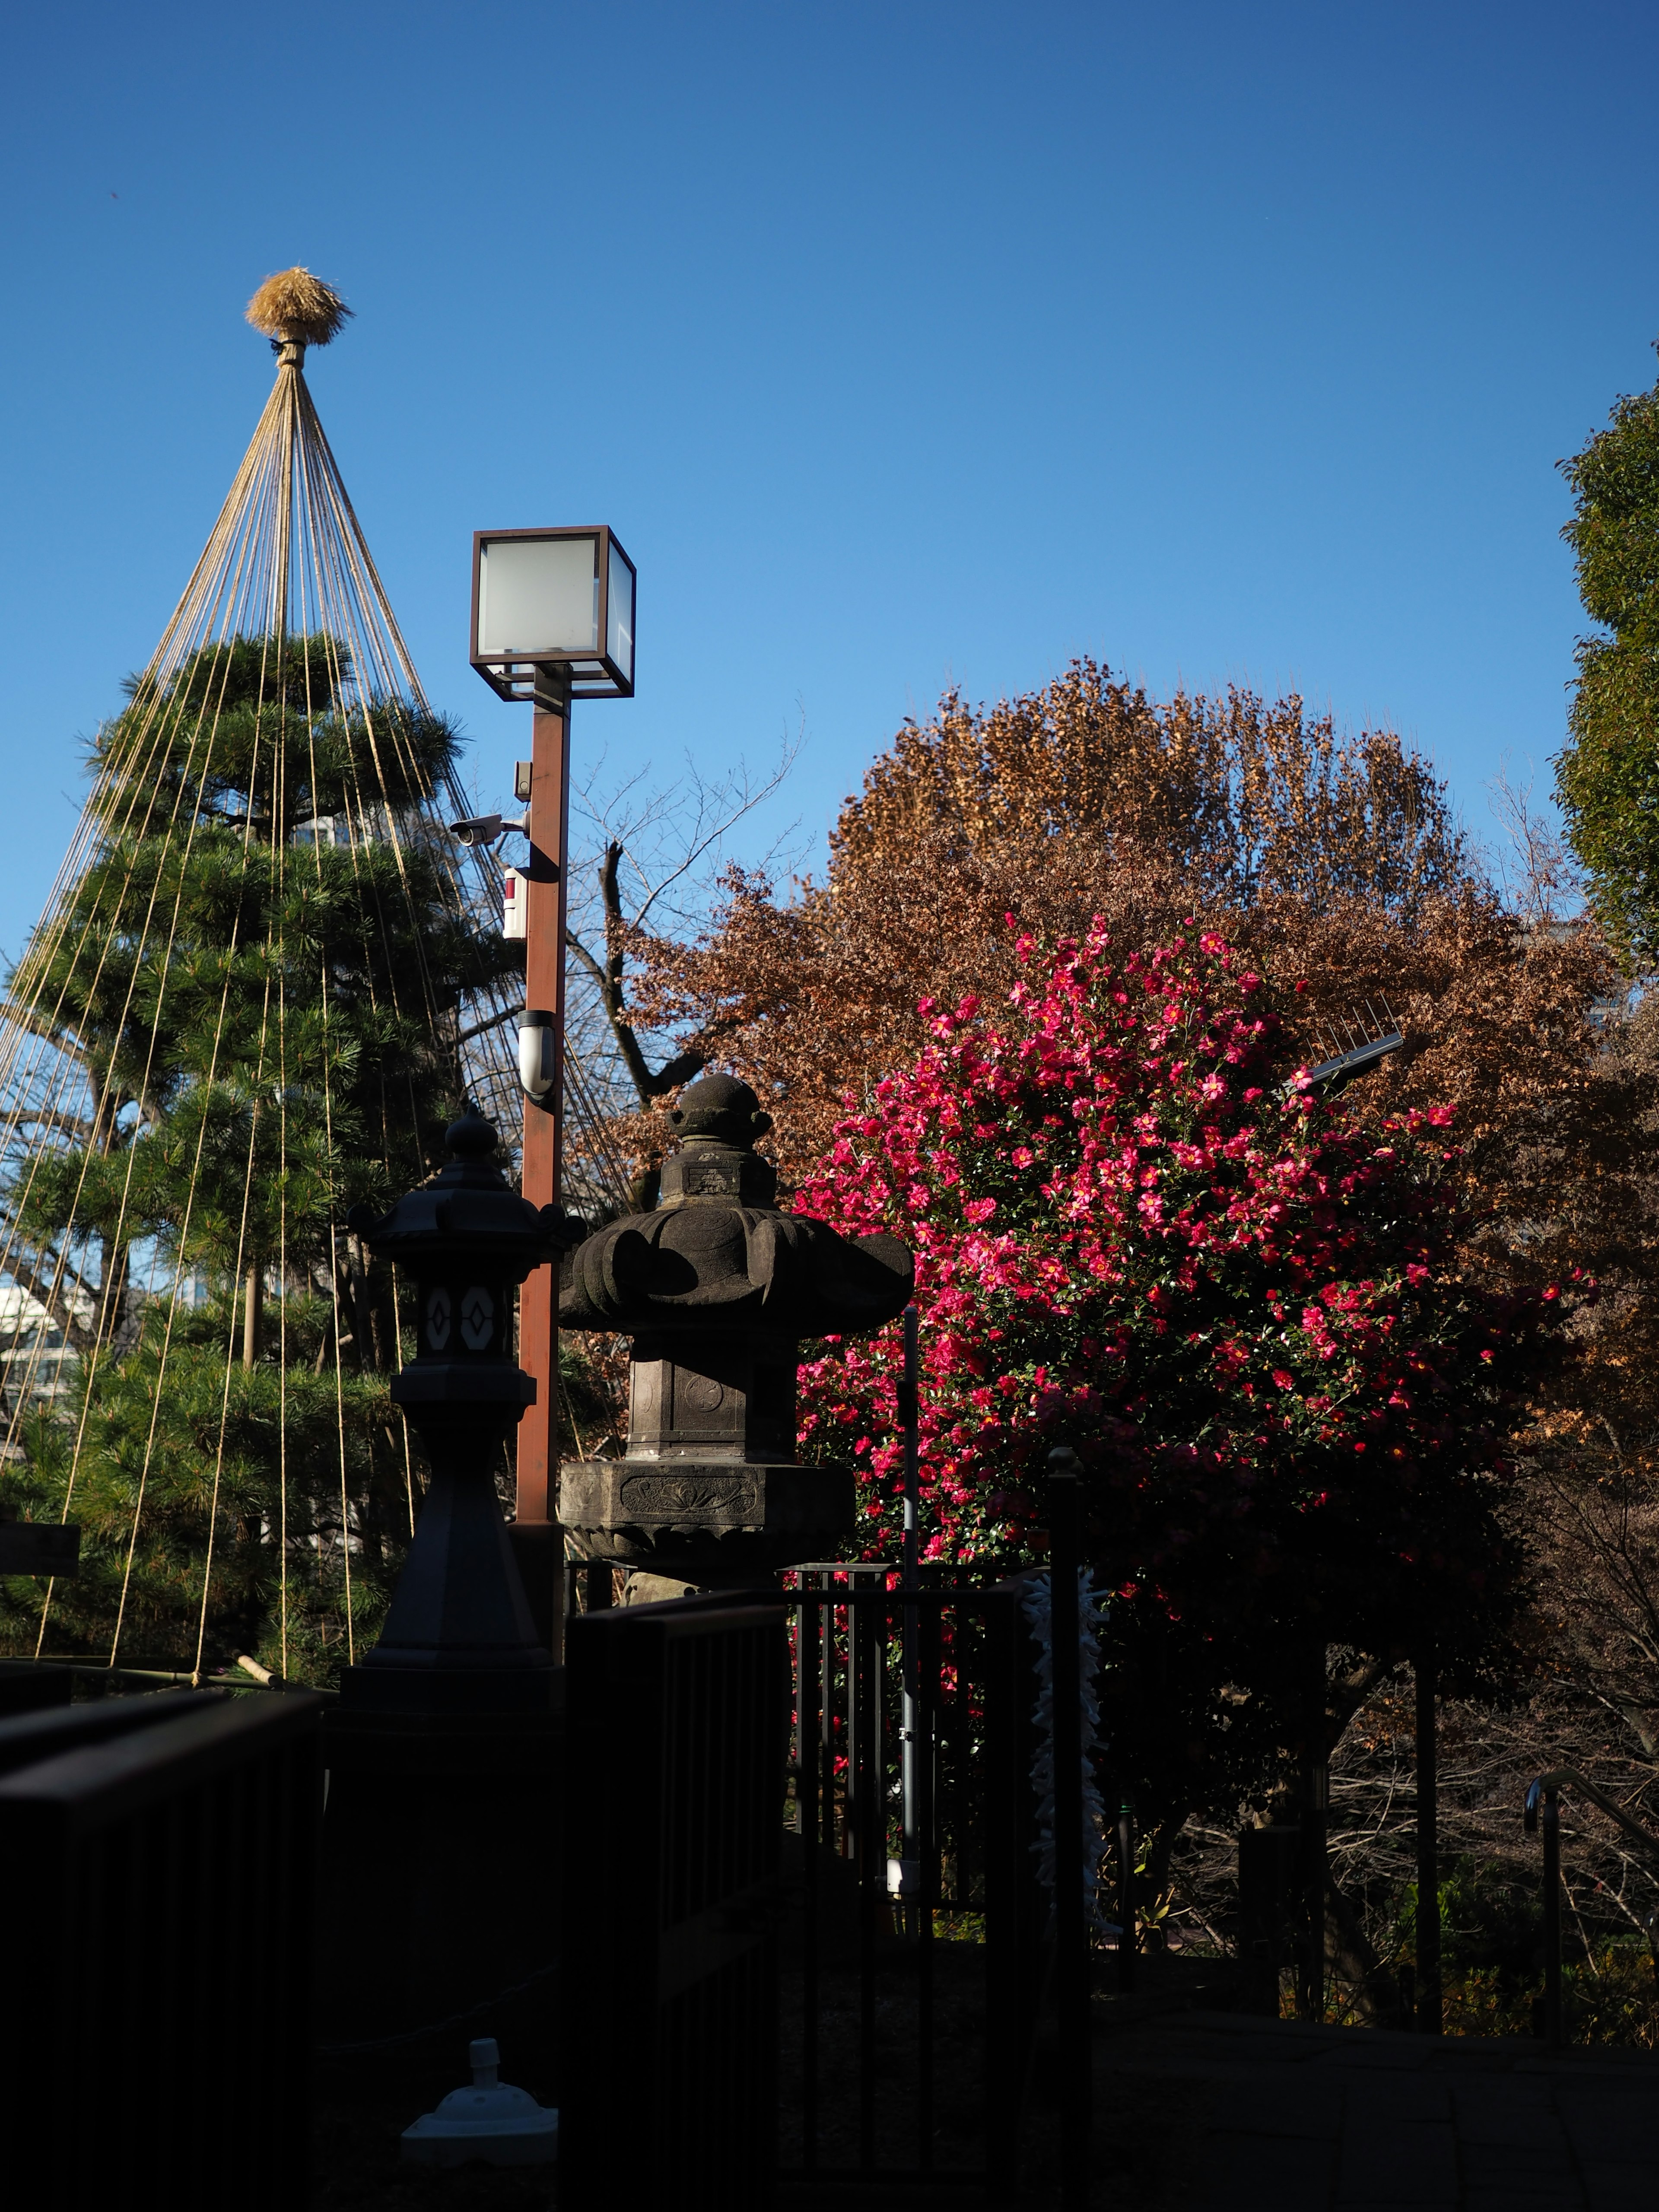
[562,1592,791,2212]
[0,1684,324,2210]
[1524,1764,1659,2050]
[559,1570,1056,2207]
[782,1572,1049,2194]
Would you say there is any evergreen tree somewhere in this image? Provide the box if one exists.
[0,636,518,1678]
[1557,353,1659,968]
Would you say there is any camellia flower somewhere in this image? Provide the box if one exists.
[791,921,1569,1694]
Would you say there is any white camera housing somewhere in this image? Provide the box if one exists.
[449,810,531,849]
[519,1009,556,1103]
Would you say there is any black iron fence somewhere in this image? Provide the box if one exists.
[563,1592,791,2211]
[0,1685,324,2210]
[560,1569,1059,2209]
[783,1570,1048,2193]
[1525,1764,1659,2049]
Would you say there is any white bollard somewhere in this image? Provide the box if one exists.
[400,2038,559,2168]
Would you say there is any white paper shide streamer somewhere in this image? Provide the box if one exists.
[1021,1568,1113,1931]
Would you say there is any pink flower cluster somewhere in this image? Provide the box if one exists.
[791,923,1564,1650]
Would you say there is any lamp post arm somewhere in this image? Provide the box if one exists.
[1529,1766,1659,1859]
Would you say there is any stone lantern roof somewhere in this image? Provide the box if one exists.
[560,1074,911,1338]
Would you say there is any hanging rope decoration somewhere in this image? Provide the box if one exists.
[1020,1569,1113,1932]
[0,270,628,1684]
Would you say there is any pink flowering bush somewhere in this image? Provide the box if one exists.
[792,924,1570,1815]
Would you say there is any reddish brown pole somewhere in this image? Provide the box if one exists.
[512,677,572,1656]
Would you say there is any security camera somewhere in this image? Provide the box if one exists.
[448,810,530,848]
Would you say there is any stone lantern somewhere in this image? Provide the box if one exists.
[318,1107,578,2066]
[557,1074,913,1599]
[340,1106,578,1710]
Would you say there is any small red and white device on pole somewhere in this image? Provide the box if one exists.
[502,867,527,940]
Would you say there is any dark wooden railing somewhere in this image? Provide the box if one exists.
[0,1685,324,2210]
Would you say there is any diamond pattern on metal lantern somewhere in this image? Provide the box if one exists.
[460,1287,495,1352]
[426,1288,452,1350]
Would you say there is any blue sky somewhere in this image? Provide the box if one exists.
[2,1,1657,959]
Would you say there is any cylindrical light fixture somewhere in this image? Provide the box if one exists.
[519,1008,556,1104]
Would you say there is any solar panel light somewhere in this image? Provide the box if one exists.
[470,526,636,704]
[1297,998,1406,1096]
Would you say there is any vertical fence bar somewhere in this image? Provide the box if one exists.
[1301,1646,1329,2024]
[1542,1786,1563,2050]
[818,1572,837,1856]
[1414,1648,1441,2033]
[917,1592,938,2171]
[1048,1449,1090,2209]
[856,1592,880,2170]
[800,1593,821,2171]
[844,1579,860,1860]
[899,1304,921,1921]
[956,1602,982,1906]
[801,1583,814,1787]
[982,1586,1020,2201]
[1116,1796,1137,1994]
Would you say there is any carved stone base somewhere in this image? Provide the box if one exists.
[557,1456,853,1588]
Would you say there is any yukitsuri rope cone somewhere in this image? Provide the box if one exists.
[0,272,629,1686]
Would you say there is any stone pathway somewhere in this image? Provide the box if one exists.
[1095,2009,1659,2211]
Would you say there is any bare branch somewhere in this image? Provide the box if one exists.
[1487,759,1586,927]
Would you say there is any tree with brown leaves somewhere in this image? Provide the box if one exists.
[617,660,1659,2017]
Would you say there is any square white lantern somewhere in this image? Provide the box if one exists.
[470,526,636,702]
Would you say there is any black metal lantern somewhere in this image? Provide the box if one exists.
[340,1108,578,1710]
[470,525,636,702]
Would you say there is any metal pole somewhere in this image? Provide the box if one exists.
[512,673,572,1659]
[899,1304,920,1921]
[1116,1796,1137,1993]
[901,1307,920,1589]
[1542,1787,1563,2049]
[800,1595,821,2171]
[1414,1649,1441,2033]
[856,1593,879,2171]
[916,1592,937,2173]
[1048,1446,1090,2209]
[1301,1646,1328,2024]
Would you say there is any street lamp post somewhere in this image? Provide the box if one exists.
[467,526,636,1653]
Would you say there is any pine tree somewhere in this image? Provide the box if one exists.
[0,634,520,1679]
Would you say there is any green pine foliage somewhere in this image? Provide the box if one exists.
[1557,357,1659,968]
[0,636,519,1678]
